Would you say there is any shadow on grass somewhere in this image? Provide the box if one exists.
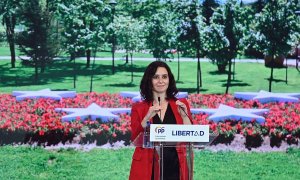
[176,80,184,84]
[105,83,137,88]
[0,61,146,87]
[0,62,11,68]
[265,78,287,83]
[178,87,208,93]
[220,79,251,87]
[116,63,146,73]
[208,70,232,75]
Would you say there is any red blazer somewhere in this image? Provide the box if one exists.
[129,98,192,180]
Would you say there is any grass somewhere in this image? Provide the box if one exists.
[0,146,299,179]
[194,149,300,179]
[0,59,299,94]
[0,146,132,179]
[0,46,21,56]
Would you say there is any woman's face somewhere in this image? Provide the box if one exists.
[152,67,169,94]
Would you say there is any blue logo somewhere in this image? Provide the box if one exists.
[155,126,165,134]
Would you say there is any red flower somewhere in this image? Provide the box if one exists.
[39,130,45,136]
[0,92,299,145]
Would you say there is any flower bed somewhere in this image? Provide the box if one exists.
[0,93,299,149]
[189,94,300,149]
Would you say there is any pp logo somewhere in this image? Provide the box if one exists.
[155,126,165,134]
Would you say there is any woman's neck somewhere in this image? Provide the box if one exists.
[153,93,167,104]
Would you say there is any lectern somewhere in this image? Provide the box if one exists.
[132,124,217,180]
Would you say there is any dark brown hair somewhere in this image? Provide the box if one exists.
[140,61,178,102]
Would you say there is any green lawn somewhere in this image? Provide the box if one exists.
[0,146,299,179]
[0,46,21,56]
[0,59,299,94]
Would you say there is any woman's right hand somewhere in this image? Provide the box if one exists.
[141,103,161,128]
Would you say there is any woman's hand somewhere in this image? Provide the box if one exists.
[176,100,192,125]
[141,103,162,128]
[176,100,188,117]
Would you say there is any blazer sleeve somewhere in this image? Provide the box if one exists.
[130,103,145,142]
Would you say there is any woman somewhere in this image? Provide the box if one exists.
[129,61,192,180]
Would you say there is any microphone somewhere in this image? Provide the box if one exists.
[179,106,189,117]
[158,97,161,120]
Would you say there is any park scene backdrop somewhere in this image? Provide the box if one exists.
[0,0,300,179]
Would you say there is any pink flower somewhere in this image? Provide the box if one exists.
[39,130,45,136]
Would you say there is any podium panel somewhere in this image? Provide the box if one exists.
[132,126,218,180]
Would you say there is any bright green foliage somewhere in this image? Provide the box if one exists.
[249,0,300,92]
[113,15,146,55]
[252,0,300,58]
[173,1,203,57]
[0,0,20,68]
[202,0,244,72]
[17,0,60,77]
[145,7,178,59]
[57,0,108,62]
[130,0,162,19]
[239,2,263,59]
[111,15,146,81]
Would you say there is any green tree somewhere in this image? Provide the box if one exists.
[113,15,146,82]
[164,1,186,82]
[242,2,264,59]
[17,0,60,82]
[202,0,219,25]
[0,0,20,68]
[145,7,177,60]
[252,0,300,92]
[130,0,162,19]
[172,0,205,93]
[57,0,108,68]
[203,0,244,93]
[252,0,267,13]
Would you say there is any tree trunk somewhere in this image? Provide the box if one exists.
[268,55,275,92]
[90,47,98,92]
[232,58,235,80]
[225,59,232,94]
[126,49,129,64]
[130,53,133,83]
[197,57,200,94]
[196,48,202,93]
[5,16,16,68]
[8,40,16,68]
[269,66,274,92]
[40,57,46,73]
[217,64,227,73]
[177,51,180,81]
[73,58,76,89]
[69,52,76,88]
[112,38,115,74]
[34,59,39,84]
[86,49,91,68]
[70,53,75,61]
